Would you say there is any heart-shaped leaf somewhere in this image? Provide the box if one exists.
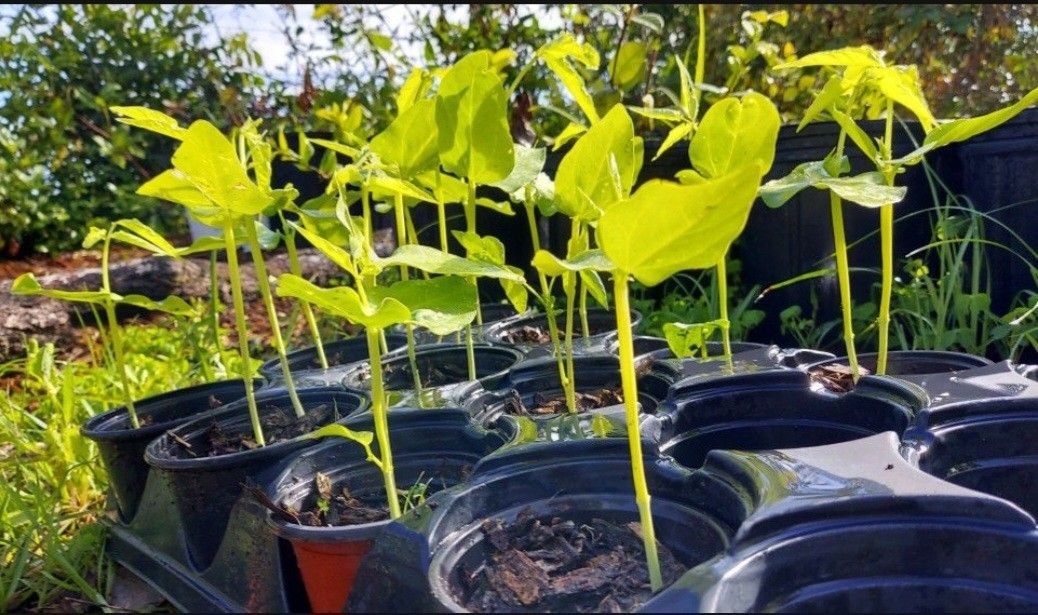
[599,164,763,286]
[691,92,780,178]
[111,106,187,140]
[306,424,381,468]
[760,160,907,209]
[368,276,478,335]
[275,274,411,330]
[370,97,439,179]
[172,121,270,217]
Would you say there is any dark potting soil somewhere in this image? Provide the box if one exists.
[504,387,624,416]
[501,322,611,346]
[809,363,871,393]
[170,403,335,458]
[455,507,686,612]
[294,473,390,527]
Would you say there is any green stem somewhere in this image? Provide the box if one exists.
[101,230,139,428]
[830,192,861,380]
[465,177,483,326]
[436,196,449,253]
[613,271,663,591]
[245,223,305,419]
[208,251,222,378]
[877,101,896,375]
[283,221,328,369]
[361,184,373,242]
[394,192,425,402]
[366,327,401,518]
[222,220,264,447]
[527,194,570,398]
[716,253,733,370]
[563,274,577,413]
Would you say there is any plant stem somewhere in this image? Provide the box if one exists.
[102,231,138,428]
[828,129,860,380]
[222,219,264,447]
[366,327,401,518]
[877,101,896,375]
[613,271,663,591]
[393,192,425,402]
[361,184,373,242]
[524,197,569,397]
[830,191,861,380]
[436,195,449,253]
[245,223,305,419]
[283,219,328,369]
[563,273,577,413]
[208,250,222,373]
[465,177,483,326]
[716,253,734,370]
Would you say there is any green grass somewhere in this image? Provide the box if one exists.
[0,308,251,612]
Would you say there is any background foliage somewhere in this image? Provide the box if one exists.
[2,4,1036,256]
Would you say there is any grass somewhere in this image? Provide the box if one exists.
[0,307,251,612]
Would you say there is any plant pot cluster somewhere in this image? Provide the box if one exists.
[83,314,1038,612]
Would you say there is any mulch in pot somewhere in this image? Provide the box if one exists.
[171,403,335,458]
[455,507,686,612]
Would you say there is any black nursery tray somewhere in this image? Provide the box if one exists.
[101,348,1038,613]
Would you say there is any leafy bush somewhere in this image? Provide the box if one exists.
[0,5,263,255]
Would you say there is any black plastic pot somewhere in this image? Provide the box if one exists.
[467,354,678,425]
[482,307,642,354]
[658,370,923,470]
[258,334,408,382]
[906,396,1038,520]
[144,386,367,570]
[81,379,255,522]
[266,408,515,613]
[347,438,744,612]
[807,349,992,377]
[340,343,525,408]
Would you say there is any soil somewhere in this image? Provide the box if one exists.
[357,357,472,389]
[171,403,336,458]
[809,363,871,393]
[455,507,686,612]
[504,386,624,416]
[500,322,611,345]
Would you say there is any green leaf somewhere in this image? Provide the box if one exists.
[110,106,187,140]
[275,274,410,330]
[370,97,438,178]
[82,227,107,249]
[890,86,1038,166]
[599,164,764,286]
[536,34,600,123]
[690,92,780,178]
[436,52,514,184]
[367,175,435,203]
[119,294,196,316]
[369,276,477,335]
[501,265,529,314]
[609,41,648,91]
[653,122,693,161]
[377,244,524,282]
[137,169,211,209]
[760,160,907,209]
[11,273,113,305]
[555,105,643,220]
[773,45,885,71]
[308,138,360,159]
[830,110,879,161]
[397,68,431,114]
[871,65,935,131]
[531,249,614,277]
[580,269,609,308]
[627,106,685,124]
[289,222,356,275]
[551,122,587,151]
[798,75,845,131]
[452,230,504,264]
[491,144,546,194]
[306,424,380,468]
[663,321,723,359]
[172,121,270,217]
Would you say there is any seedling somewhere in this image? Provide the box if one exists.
[113,107,287,446]
[277,199,524,517]
[767,47,1038,375]
[12,219,201,428]
[596,108,770,588]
